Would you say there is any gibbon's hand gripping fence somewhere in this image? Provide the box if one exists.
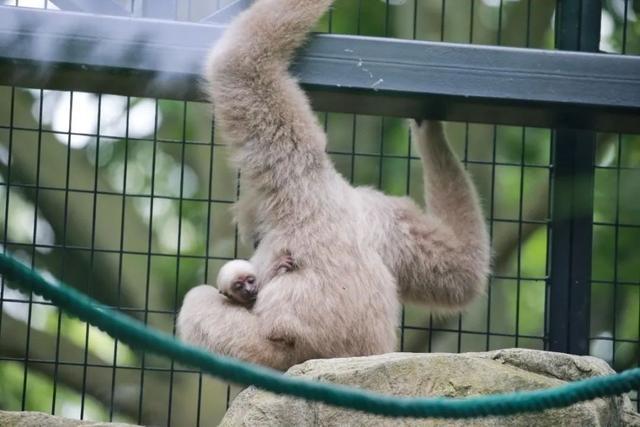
[1,251,639,420]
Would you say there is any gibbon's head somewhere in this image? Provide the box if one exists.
[217,260,258,303]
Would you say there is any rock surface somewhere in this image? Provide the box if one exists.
[221,349,640,426]
[0,410,138,427]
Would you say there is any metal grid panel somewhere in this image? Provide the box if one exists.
[0,90,554,426]
[591,130,640,410]
[0,0,638,425]
[0,88,239,424]
[590,0,640,410]
[0,0,560,34]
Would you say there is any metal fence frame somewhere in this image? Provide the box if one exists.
[0,0,639,421]
[1,5,639,133]
[1,0,638,357]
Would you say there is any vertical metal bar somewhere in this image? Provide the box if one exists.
[142,0,176,19]
[622,0,629,55]
[618,0,637,411]
[613,0,629,399]
[440,0,446,41]
[327,0,333,32]
[356,0,363,34]
[548,0,600,355]
[611,135,622,365]
[197,114,216,427]
[109,96,132,421]
[167,101,188,427]
[378,118,384,190]
[543,131,553,351]
[483,0,504,351]
[514,0,533,350]
[21,87,44,410]
[400,120,408,349]
[515,128,526,348]
[138,99,160,424]
[51,91,74,415]
[485,126,498,351]
[0,87,15,364]
[80,93,101,419]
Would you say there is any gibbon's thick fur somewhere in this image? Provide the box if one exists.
[177,0,490,370]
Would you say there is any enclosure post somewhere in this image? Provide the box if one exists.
[548,0,601,355]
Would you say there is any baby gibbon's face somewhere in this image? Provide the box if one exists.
[217,260,258,305]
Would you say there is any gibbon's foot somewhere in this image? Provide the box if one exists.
[220,273,258,306]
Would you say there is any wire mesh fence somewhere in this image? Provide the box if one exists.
[0,0,638,425]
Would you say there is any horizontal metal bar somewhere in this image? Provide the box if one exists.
[0,6,639,133]
[0,6,223,99]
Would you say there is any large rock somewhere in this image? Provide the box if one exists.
[221,349,640,426]
[0,410,138,427]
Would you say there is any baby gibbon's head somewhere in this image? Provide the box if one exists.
[216,260,258,305]
[216,259,256,290]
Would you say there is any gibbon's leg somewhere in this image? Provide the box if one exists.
[177,285,299,370]
[387,121,491,311]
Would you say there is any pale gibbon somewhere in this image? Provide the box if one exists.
[178,0,490,371]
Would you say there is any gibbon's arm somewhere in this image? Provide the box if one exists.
[206,0,337,197]
[388,121,491,311]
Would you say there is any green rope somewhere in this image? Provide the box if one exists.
[0,252,638,419]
